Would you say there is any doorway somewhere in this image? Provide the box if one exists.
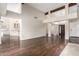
[59,25,65,39]
[0,17,20,50]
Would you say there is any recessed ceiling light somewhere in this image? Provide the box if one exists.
[34,16,38,19]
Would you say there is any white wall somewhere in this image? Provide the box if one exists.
[0,3,7,16]
[6,11,21,19]
[7,3,21,14]
[70,19,79,37]
[21,4,46,40]
[51,24,59,36]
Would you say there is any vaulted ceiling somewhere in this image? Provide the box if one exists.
[28,3,66,12]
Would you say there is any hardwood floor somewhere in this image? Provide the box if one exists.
[0,35,68,56]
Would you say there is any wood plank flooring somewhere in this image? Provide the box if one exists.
[0,36,68,56]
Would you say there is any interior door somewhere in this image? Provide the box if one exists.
[59,25,65,39]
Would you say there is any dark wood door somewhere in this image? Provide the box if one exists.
[59,25,65,39]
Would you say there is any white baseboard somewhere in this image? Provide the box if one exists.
[20,35,45,40]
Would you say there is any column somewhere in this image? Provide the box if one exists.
[64,4,70,43]
[0,18,1,44]
[65,3,69,19]
[65,21,69,40]
[77,3,79,18]
[47,23,52,37]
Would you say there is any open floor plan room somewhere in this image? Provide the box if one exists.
[0,3,79,56]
